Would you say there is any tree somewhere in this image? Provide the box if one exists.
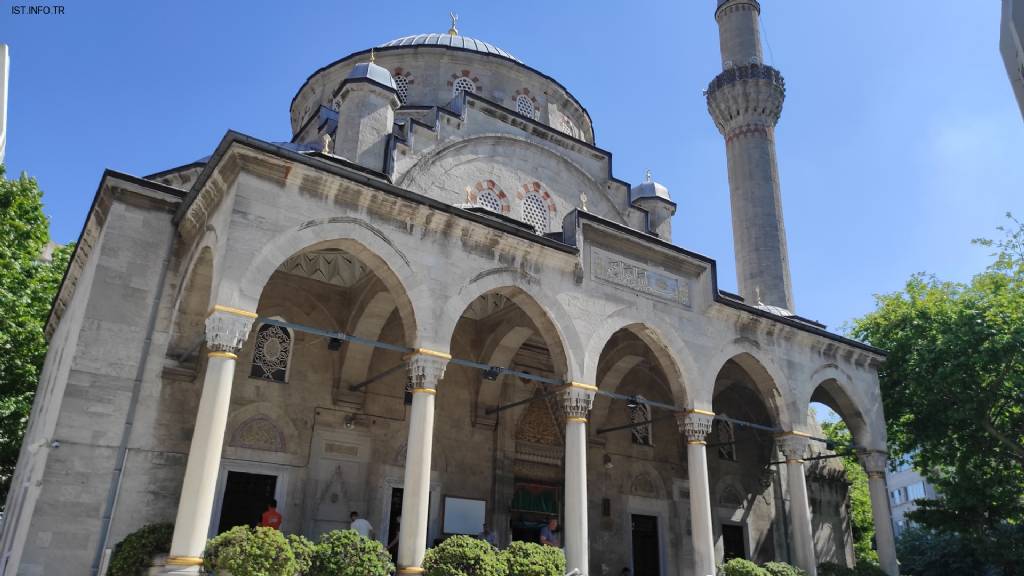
[820,420,876,565]
[851,214,1024,574]
[0,165,73,506]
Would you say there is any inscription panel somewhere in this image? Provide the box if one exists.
[590,247,691,307]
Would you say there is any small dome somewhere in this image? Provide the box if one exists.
[630,170,671,203]
[346,61,396,91]
[379,33,520,63]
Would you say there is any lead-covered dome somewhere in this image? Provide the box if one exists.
[379,33,520,63]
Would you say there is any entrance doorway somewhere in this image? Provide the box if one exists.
[387,488,403,561]
[722,523,746,561]
[630,514,660,576]
[217,471,277,533]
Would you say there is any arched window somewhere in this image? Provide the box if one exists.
[559,115,579,138]
[715,416,737,461]
[515,95,535,119]
[394,75,410,104]
[250,322,292,383]
[629,396,653,446]
[453,77,476,97]
[521,193,549,235]
[477,190,501,213]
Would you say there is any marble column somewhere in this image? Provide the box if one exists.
[679,411,716,576]
[396,352,449,575]
[563,383,596,575]
[778,434,817,576]
[859,450,899,576]
[166,306,255,572]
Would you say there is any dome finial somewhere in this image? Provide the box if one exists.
[644,169,652,183]
[448,12,459,36]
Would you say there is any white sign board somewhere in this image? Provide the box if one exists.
[442,497,486,535]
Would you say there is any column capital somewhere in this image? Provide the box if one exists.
[857,449,889,476]
[407,354,448,392]
[677,411,714,444]
[205,307,256,355]
[562,383,596,422]
[777,433,811,462]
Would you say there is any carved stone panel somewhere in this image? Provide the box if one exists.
[590,246,691,306]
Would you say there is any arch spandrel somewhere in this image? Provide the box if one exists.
[221,218,427,348]
[800,363,886,450]
[701,338,793,429]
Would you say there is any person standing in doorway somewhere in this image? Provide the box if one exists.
[350,510,374,539]
[259,499,282,530]
[539,517,560,547]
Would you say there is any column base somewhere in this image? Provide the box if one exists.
[159,556,204,575]
[397,567,426,574]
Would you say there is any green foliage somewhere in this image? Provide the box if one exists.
[720,558,769,576]
[309,529,393,576]
[0,165,72,506]
[817,562,854,576]
[895,526,986,576]
[107,522,173,576]
[852,214,1024,573]
[500,541,565,576]
[203,525,297,576]
[761,561,808,576]
[851,561,887,576]
[288,533,315,575]
[422,535,507,576]
[820,421,877,564]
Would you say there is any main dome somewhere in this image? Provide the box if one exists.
[378,33,520,63]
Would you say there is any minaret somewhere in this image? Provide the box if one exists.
[706,0,794,310]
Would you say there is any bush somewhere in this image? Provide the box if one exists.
[423,535,507,576]
[762,562,808,576]
[310,529,393,576]
[852,561,887,576]
[289,533,315,575]
[721,558,769,576]
[817,562,855,576]
[500,541,564,576]
[203,525,297,576]
[107,522,174,576]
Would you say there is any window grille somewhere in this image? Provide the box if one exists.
[629,397,653,446]
[716,418,737,461]
[394,75,410,104]
[516,95,535,118]
[522,193,549,234]
[477,190,501,213]
[453,77,476,97]
[250,323,291,383]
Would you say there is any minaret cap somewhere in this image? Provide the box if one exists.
[629,169,671,203]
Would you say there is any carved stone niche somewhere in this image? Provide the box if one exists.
[229,415,287,452]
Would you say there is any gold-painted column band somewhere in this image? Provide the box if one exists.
[208,304,258,319]
[411,387,437,395]
[785,459,804,465]
[777,430,812,438]
[568,382,598,392]
[408,348,452,360]
[166,556,204,566]
[567,416,588,424]
[208,351,238,360]
[686,408,715,416]
[687,440,707,446]
[398,568,426,574]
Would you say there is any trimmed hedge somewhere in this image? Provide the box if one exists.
[762,562,808,576]
[203,525,297,576]
[423,535,507,576]
[501,541,565,576]
[309,529,393,576]
[721,558,770,576]
[107,522,174,576]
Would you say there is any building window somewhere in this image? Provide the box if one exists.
[394,75,409,104]
[559,115,579,138]
[628,396,653,446]
[250,323,292,383]
[453,77,476,98]
[715,417,737,461]
[477,190,501,213]
[516,95,535,118]
[521,193,549,234]
[907,481,926,502]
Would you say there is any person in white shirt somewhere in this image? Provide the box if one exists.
[350,510,374,539]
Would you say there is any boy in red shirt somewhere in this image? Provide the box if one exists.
[259,499,282,530]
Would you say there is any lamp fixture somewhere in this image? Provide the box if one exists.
[327,337,342,351]
[482,366,502,381]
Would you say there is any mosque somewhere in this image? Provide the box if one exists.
[0,1,899,575]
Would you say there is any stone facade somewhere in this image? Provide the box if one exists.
[1,10,896,576]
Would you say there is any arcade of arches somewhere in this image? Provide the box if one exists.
[159,240,896,576]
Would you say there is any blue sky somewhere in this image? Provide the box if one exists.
[2,1,1022,333]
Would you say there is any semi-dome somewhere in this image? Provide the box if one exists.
[345,60,396,90]
[379,33,520,63]
[629,170,671,203]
